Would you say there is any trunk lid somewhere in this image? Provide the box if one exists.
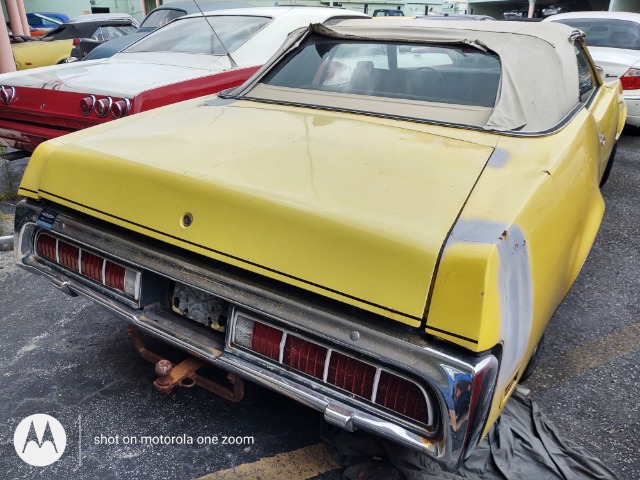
[22,99,496,326]
[588,46,640,80]
[3,53,232,97]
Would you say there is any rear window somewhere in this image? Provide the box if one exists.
[139,8,185,31]
[554,18,640,50]
[262,40,501,108]
[126,15,270,55]
[91,25,137,41]
[41,25,72,41]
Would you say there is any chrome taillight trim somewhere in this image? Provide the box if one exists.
[112,98,131,118]
[230,308,436,428]
[0,85,16,104]
[80,95,96,116]
[95,96,113,118]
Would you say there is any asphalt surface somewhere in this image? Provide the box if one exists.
[1,131,639,480]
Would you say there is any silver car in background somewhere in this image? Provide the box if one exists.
[546,11,640,127]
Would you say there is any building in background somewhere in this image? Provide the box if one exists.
[466,1,639,18]
[3,0,640,27]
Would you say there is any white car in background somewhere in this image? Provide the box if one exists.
[546,11,640,127]
[0,7,369,153]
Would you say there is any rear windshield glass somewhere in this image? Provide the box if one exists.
[126,15,270,55]
[41,25,71,41]
[554,18,640,50]
[139,8,184,31]
[262,40,501,108]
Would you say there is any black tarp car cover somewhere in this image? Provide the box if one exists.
[321,390,619,480]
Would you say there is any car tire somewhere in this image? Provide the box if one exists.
[600,143,617,187]
[520,334,545,383]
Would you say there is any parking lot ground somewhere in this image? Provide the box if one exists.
[1,132,639,480]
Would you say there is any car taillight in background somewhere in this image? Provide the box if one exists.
[80,95,95,115]
[0,85,16,104]
[79,95,131,118]
[95,97,113,118]
[233,312,434,426]
[35,232,140,300]
[112,98,131,118]
[620,68,640,90]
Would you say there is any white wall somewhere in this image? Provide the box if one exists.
[20,0,144,20]
[610,0,640,12]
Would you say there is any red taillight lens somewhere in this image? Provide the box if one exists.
[0,85,16,104]
[251,322,283,361]
[620,68,640,90]
[284,335,327,379]
[105,261,125,291]
[34,232,140,300]
[328,352,376,398]
[112,98,130,118]
[80,95,95,115]
[36,234,57,260]
[95,97,113,117]
[72,38,81,46]
[57,242,79,272]
[233,312,433,426]
[81,251,103,283]
[375,371,430,424]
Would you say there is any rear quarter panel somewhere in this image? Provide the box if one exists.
[12,39,73,70]
[426,108,606,436]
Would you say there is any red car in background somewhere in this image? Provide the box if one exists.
[0,7,369,153]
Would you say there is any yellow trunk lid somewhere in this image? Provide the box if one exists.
[21,99,496,326]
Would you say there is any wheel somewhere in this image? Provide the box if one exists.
[520,334,544,383]
[600,142,617,187]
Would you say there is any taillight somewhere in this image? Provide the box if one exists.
[251,322,282,361]
[35,234,56,260]
[112,98,131,118]
[0,85,16,104]
[375,371,430,424]
[620,68,640,90]
[284,335,327,379]
[233,312,434,426]
[105,261,125,291]
[58,242,79,271]
[35,233,140,300]
[80,95,95,116]
[80,251,103,282]
[95,97,113,117]
[328,351,376,398]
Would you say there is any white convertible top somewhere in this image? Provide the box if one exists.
[248,19,584,132]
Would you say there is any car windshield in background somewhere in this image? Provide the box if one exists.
[555,18,640,50]
[91,25,137,41]
[261,40,501,108]
[126,15,271,55]
[139,8,185,31]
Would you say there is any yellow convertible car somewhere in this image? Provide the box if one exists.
[11,15,138,70]
[14,19,625,470]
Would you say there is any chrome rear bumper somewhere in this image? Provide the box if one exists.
[14,199,498,471]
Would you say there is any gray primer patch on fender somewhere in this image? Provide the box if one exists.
[495,225,533,391]
[486,147,510,168]
[449,219,508,244]
[446,220,533,396]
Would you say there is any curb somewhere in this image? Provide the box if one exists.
[0,235,13,251]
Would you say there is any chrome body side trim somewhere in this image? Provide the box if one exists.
[14,200,498,471]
